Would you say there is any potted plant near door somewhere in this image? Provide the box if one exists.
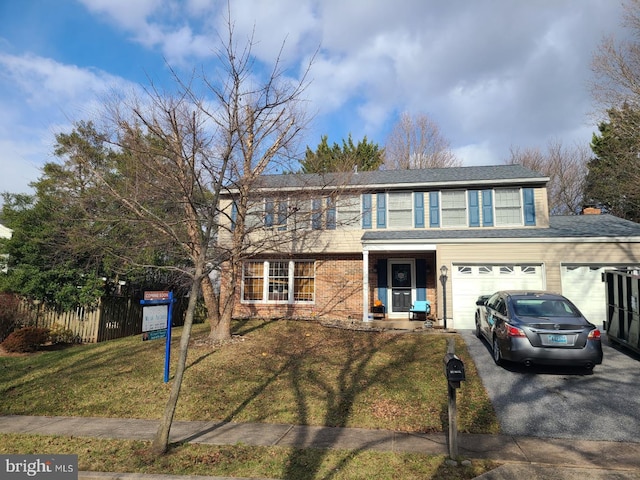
[372,299,385,319]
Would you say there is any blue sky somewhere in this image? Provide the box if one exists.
[0,0,627,199]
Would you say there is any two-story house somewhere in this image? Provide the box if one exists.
[218,165,640,329]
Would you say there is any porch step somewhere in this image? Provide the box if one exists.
[367,319,441,331]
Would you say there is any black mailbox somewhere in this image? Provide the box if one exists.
[443,353,466,388]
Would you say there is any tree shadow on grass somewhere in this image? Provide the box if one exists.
[281,330,421,480]
[184,319,280,373]
[176,325,424,479]
[231,318,280,337]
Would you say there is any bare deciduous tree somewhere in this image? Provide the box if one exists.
[506,140,590,215]
[62,13,315,455]
[384,112,461,169]
[591,0,640,112]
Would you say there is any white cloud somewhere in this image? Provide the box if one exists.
[69,0,623,165]
[78,0,162,31]
[0,138,47,197]
[453,142,499,167]
[0,0,629,202]
[0,52,138,198]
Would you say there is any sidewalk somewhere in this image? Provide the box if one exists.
[1,415,639,479]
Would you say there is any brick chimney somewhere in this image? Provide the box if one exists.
[582,206,601,215]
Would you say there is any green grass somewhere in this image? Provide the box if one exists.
[0,319,501,479]
[0,434,498,480]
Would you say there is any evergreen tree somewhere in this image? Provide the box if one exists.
[584,104,640,222]
[300,134,383,173]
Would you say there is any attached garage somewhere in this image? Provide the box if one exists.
[451,263,545,329]
[560,265,639,329]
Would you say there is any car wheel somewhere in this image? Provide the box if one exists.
[474,315,481,338]
[492,336,503,365]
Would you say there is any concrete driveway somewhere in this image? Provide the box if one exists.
[459,329,640,442]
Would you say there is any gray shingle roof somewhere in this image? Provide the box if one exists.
[361,215,640,242]
[252,165,548,191]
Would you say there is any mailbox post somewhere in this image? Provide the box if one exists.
[443,338,465,458]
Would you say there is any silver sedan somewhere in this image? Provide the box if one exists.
[475,291,603,370]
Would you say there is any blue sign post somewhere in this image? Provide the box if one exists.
[141,291,175,383]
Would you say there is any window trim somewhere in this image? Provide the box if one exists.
[241,259,315,304]
[494,188,523,226]
[440,190,468,228]
[387,191,413,228]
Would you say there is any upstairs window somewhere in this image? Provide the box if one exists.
[337,195,361,229]
[441,190,467,227]
[245,196,340,231]
[312,197,337,230]
[388,192,412,228]
[265,198,288,230]
[495,189,522,226]
[288,198,312,230]
[245,200,264,230]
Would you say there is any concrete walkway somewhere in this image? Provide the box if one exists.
[1,415,639,479]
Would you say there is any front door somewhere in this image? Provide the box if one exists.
[390,262,413,313]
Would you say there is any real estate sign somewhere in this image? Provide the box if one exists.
[142,305,168,332]
[140,291,175,383]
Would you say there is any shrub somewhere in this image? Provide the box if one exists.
[49,323,76,344]
[0,293,26,343]
[1,327,50,353]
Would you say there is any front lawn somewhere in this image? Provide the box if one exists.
[0,319,501,479]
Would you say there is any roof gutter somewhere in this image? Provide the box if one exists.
[223,176,550,196]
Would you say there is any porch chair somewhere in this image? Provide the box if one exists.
[409,300,431,320]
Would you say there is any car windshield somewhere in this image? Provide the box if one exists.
[512,298,579,318]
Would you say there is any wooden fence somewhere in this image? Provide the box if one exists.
[16,295,188,343]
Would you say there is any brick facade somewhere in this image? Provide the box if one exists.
[221,253,437,321]
[222,254,363,320]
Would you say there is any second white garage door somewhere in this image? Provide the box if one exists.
[559,265,635,328]
[451,264,545,329]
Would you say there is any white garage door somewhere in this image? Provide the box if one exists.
[561,265,620,328]
[451,264,545,329]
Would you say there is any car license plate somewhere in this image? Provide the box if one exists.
[548,334,567,344]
